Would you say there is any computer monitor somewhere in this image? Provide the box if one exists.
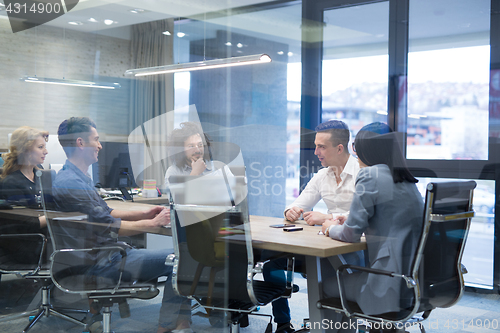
[93,142,138,189]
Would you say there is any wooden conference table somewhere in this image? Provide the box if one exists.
[108,201,367,332]
[249,215,367,333]
[1,201,366,332]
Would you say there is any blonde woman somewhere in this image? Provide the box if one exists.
[1,126,49,228]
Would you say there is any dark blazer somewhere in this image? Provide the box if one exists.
[0,169,46,264]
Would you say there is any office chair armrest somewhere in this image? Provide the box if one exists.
[165,253,176,266]
[335,264,417,318]
[0,233,47,277]
[338,264,417,288]
[50,245,129,294]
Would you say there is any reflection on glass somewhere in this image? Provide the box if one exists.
[416,178,494,288]
[408,0,490,160]
[322,2,389,142]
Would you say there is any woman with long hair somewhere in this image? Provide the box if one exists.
[1,126,49,227]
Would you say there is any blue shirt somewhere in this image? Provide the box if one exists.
[53,160,121,250]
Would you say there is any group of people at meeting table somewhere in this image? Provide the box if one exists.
[0,116,424,333]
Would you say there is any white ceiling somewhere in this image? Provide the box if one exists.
[0,0,491,57]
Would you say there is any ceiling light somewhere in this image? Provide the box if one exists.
[104,19,115,25]
[68,21,83,26]
[125,54,272,77]
[21,76,121,89]
[277,51,284,55]
[236,43,243,48]
[225,42,232,46]
[288,52,293,57]
[162,31,171,36]
[177,32,185,38]
[88,18,98,23]
[377,110,388,115]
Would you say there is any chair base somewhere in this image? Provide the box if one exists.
[24,306,88,333]
[0,284,88,333]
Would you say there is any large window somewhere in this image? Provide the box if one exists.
[407,0,490,160]
[321,1,389,142]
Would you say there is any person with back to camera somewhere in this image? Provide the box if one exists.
[320,122,424,333]
[0,126,49,264]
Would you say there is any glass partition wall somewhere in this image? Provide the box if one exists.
[0,0,303,330]
[0,0,499,329]
[303,0,498,291]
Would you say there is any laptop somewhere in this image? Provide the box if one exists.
[168,174,248,227]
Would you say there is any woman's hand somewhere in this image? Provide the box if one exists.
[334,215,347,225]
[321,217,342,236]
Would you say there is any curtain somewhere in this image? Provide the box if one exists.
[129,19,175,187]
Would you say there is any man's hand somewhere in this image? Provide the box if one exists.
[285,207,303,222]
[142,206,165,220]
[151,208,171,227]
[303,211,329,225]
[190,158,206,176]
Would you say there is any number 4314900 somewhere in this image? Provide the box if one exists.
[5,2,62,14]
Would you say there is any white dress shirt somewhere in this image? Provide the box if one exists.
[284,154,360,218]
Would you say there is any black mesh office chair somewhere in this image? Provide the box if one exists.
[0,231,89,333]
[47,217,160,333]
[0,169,89,333]
[166,175,295,333]
[316,181,476,333]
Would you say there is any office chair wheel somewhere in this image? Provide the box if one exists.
[86,314,103,333]
[88,320,103,333]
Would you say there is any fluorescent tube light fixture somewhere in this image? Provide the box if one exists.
[125,54,272,77]
[21,76,121,89]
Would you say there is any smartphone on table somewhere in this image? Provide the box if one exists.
[283,227,303,232]
[270,224,295,228]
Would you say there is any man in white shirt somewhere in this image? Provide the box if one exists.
[266,120,360,333]
[284,120,360,225]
